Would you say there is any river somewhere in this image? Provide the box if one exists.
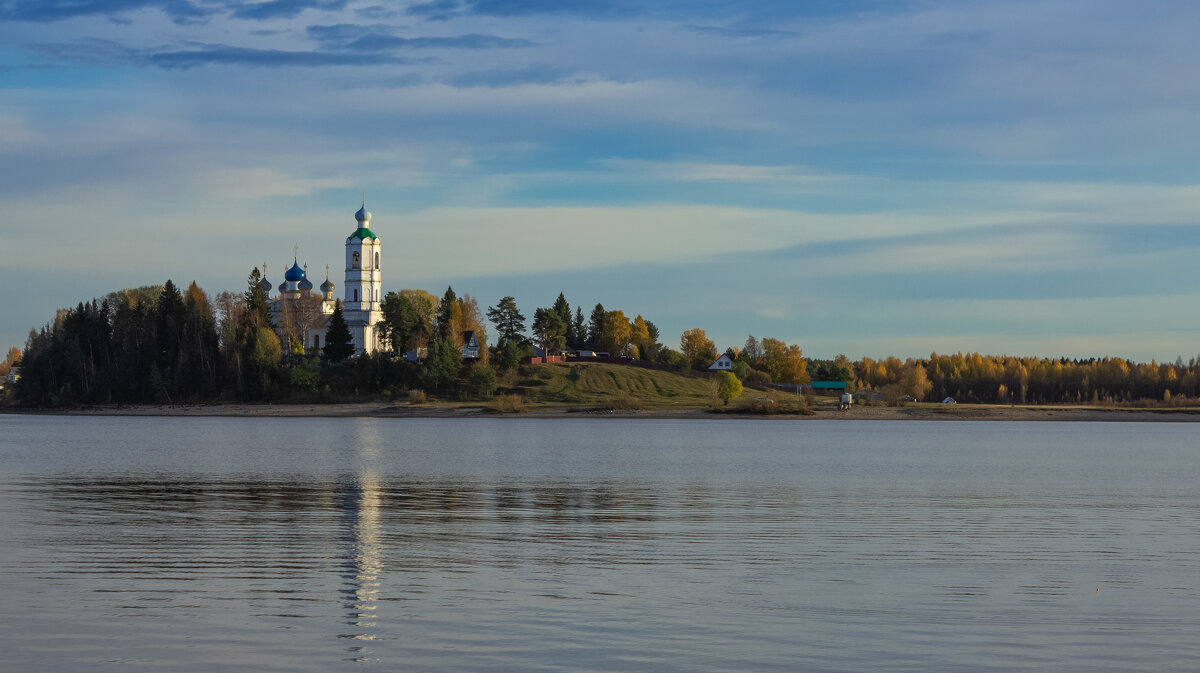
[1,415,1197,671]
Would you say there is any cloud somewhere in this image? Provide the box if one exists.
[405,0,463,21]
[306,23,393,44]
[344,33,535,50]
[307,23,535,52]
[688,25,795,39]
[146,44,414,68]
[0,0,211,23]
[597,159,843,186]
[33,39,420,68]
[231,0,348,21]
[407,0,636,20]
[448,65,570,88]
[355,4,400,20]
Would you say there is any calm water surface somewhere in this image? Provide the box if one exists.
[1,416,1198,672]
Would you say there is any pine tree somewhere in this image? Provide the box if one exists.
[571,307,586,350]
[487,296,526,346]
[323,300,355,362]
[552,293,572,344]
[531,307,566,357]
[155,279,186,400]
[435,286,457,341]
[587,303,605,350]
[423,337,462,392]
[379,292,420,356]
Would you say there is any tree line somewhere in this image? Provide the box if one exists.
[10,270,1200,407]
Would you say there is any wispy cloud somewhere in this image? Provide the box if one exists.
[231,0,348,21]
[598,159,844,186]
[146,44,413,68]
[32,39,418,68]
[0,0,212,24]
[307,23,535,51]
[408,0,637,20]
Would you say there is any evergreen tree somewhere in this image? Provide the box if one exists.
[468,363,499,398]
[155,280,186,402]
[495,338,525,371]
[586,303,605,350]
[245,268,271,329]
[552,293,573,345]
[642,319,661,360]
[487,296,526,345]
[531,307,566,357]
[435,286,458,341]
[323,300,355,362]
[423,337,462,392]
[378,292,420,356]
[236,269,277,399]
[571,307,587,350]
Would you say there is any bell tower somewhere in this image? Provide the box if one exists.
[345,200,382,311]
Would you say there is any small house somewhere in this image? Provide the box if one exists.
[709,354,734,370]
[460,331,480,360]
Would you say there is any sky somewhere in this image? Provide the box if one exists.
[3,0,1200,362]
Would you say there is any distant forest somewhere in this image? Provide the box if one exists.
[7,272,1200,408]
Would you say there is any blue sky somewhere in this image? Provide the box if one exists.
[3,0,1200,361]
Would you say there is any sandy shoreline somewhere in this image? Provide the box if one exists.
[6,402,1200,422]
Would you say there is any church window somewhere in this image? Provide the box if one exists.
[375,252,380,268]
[313,334,320,348]
[352,251,360,269]
[354,289,358,302]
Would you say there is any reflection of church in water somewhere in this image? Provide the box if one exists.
[258,203,384,354]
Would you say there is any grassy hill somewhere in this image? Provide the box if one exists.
[501,362,802,411]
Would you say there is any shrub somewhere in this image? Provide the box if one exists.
[744,370,773,388]
[604,394,643,411]
[468,364,499,399]
[748,397,777,414]
[288,363,320,394]
[490,393,525,413]
[407,389,427,405]
[715,371,743,405]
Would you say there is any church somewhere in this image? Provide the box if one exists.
[259,202,383,354]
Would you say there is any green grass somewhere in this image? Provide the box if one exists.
[504,362,798,411]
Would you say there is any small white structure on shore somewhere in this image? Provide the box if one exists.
[709,353,734,370]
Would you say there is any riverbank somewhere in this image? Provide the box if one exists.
[6,402,1200,421]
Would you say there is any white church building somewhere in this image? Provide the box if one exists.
[260,202,384,354]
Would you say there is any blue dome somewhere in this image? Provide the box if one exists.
[298,277,313,291]
[259,276,272,292]
[284,261,305,282]
[320,278,335,293]
[277,281,288,293]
